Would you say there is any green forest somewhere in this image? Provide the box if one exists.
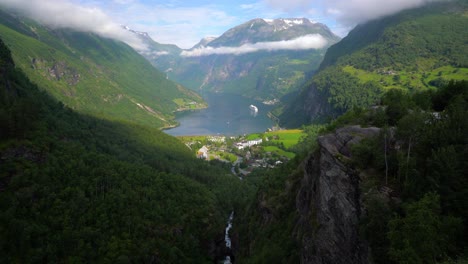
[0,38,249,263]
[279,1,468,127]
[238,80,468,263]
[1,0,467,262]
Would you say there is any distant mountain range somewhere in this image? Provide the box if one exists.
[130,18,340,102]
[0,10,206,129]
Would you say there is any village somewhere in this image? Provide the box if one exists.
[177,130,304,177]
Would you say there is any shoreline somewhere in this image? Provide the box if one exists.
[163,93,280,136]
[162,104,208,131]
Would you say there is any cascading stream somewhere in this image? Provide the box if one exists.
[223,211,234,264]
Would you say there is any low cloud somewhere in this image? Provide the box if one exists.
[264,0,445,32]
[180,34,328,57]
[325,0,443,25]
[140,50,170,57]
[0,0,147,50]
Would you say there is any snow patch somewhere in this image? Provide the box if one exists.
[283,19,305,26]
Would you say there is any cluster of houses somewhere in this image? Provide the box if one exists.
[207,136,225,143]
[234,138,263,150]
[196,137,264,160]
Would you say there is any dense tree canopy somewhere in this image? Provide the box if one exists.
[0,38,248,263]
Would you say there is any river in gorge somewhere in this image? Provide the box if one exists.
[164,93,275,136]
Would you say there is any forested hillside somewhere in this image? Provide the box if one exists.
[0,38,248,263]
[235,2,468,262]
[0,10,206,129]
[238,80,468,263]
[1,1,467,262]
[279,1,468,127]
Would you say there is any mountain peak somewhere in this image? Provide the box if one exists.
[206,17,339,48]
[191,36,217,49]
[262,18,317,26]
[121,25,150,38]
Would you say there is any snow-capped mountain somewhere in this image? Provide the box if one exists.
[207,18,338,48]
[122,25,182,63]
[126,18,340,101]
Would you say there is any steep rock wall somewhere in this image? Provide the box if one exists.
[296,125,380,264]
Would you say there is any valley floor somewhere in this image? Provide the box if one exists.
[176,129,304,176]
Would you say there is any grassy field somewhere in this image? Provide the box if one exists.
[177,135,208,143]
[173,98,207,110]
[265,129,305,149]
[263,146,296,159]
[246,133,262,140]
[343,64,468,91]
[213,151,238,163]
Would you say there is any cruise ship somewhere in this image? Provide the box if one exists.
[249,104,258,112]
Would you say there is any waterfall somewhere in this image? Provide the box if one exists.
[223,211,234,264]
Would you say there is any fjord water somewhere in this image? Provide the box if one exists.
[165,93,275,136]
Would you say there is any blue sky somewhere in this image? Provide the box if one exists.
[74,0,341,48]
[0,0,437,49]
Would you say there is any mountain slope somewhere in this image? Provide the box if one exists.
[0,37,249,262]
[279,1,468,127]
[139,18,340,102]
[0,10,206,129]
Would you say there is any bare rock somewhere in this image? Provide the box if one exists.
[296,125,380,264]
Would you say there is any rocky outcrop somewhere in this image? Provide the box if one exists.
[31,58,80,86]
[296,125,380,264]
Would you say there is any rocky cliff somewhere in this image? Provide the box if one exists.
[238,125,382,263]
[296,125,380,263]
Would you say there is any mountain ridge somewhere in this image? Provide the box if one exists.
[206,18,337,48]
[136,17,340,101]
[0,10,206,129]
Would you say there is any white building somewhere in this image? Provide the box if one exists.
[207,136,226,143]
[235,138,263,150]
[197,146,209,159]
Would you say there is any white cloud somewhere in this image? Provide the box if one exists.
[113,0,136,4]
[0,0,147,50]
[240,4,256,9]
[0,0,445,50]
[325,0,442,25]
[96,2,239,49]
[264,0,311,11]
[144,51,170,56]
[263,0,444,37]
[180,34,328,57]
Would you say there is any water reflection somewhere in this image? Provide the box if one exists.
[250,109,258,117]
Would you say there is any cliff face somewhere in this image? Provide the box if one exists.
[296,126,380,264]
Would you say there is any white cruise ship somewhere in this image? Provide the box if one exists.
[249,104,258,112]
